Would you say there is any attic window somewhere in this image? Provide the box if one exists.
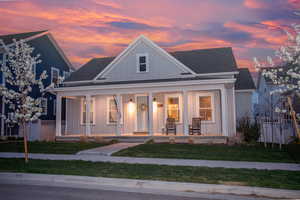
[136,53,148,73]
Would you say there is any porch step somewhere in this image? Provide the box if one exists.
[133,132,149,136]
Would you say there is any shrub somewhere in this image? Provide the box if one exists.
[237,117,260,143]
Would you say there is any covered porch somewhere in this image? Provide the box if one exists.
[55,79,236,139]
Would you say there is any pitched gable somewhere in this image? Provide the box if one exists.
[95,35,194,82]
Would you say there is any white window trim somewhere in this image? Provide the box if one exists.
[136,53,149,73]
[196,92,215,123]
[63,71,70,79]
[106,96,123,125]
[41,98,48,115]
[51,67,60,84]
[32,63,36,80]
[80,97,96,125]
[164,93,182,124]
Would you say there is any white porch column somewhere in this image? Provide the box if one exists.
[220,88,228,136]
[183,90,189,136]
[85,94,91,136]
[116,94,121,136]
[55,94,62,137]
[148,92,153,136]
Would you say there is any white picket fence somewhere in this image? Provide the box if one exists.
[258,118,296,144]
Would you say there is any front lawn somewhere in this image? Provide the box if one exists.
[0,141,110,154]
[1,158,300,190]
[112,143,299,163]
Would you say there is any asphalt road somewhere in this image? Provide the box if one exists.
[0,183,211,200]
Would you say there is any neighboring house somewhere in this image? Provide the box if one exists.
[256,70,299,143]
[0,30,74,140]
[53,35,255,139]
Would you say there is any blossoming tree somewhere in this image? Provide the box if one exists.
[254,12,300,139]
[0,39,55,162]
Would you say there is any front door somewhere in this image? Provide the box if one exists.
[136,95,148,132]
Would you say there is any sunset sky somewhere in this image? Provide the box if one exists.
[0,0,299,71]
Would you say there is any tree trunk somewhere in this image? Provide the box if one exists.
[22,122,29,163]
[287,96,300,139]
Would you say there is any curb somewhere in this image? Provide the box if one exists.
[0,173,299,199]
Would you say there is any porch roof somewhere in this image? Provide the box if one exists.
[61,76,222,88]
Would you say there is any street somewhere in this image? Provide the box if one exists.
[0,183,273,200]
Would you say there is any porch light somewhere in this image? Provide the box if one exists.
[128,99,135,114]
[153,98,157,113]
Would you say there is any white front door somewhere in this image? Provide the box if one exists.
[136,95,148,132]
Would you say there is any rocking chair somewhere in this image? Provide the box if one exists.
[189,117,201,135]
[166,118,176,135]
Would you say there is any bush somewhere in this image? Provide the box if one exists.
[237,117,260,143]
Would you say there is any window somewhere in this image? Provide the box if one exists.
[63,71,71,79]
[41,98,48,115]
[53,99,56,116]
[32,63,36,80]
[197,93,214,122]
[165,94,182,123]
[81,98,95,124]
[107,97,118,124]
[51,68,59,85]
[136,53,148,73]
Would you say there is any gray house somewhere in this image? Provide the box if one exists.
[53,35,255,140]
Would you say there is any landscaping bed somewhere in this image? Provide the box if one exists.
[0,141,111,154]
[1,158,300,190]
[113,143,299,163]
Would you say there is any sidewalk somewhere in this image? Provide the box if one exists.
[1,152,300,171]
[1,172,299,199]
[77,143,141,156]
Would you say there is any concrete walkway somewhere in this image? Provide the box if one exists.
[1,172,299,199]
[1,152,300,171]
[77,143,141,156]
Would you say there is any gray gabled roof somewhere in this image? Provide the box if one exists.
[170,47,237,74]
[65,47,238,82]
[235,68,255,90]
[0,30,47,45]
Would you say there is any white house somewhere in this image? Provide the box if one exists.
[53,35,255,140]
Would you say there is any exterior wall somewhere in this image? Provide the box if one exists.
[235,91,253,120]
[65,91,222,135]
[101,40,189,82]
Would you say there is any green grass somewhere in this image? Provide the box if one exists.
[1,158,300,190]
[0,141,110,154]
[113,143,299,163]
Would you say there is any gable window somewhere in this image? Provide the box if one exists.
[51,67,60,85]
[107,96,123,124]
[81,97,95,124]
[165,94,182,123]
[196,93,215,122]
[41,98,48,115]
[136,53,148,73]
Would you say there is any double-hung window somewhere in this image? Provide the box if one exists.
[51,68,59,85]
[81,98,95,124]
[107,96,123,124]
[41,98,48,115]
[165,94,182,123]
[136,53,148,73]
[197,93,214,122]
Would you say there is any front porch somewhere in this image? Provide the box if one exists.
[55,80,236,140]
[56,135,228,144]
